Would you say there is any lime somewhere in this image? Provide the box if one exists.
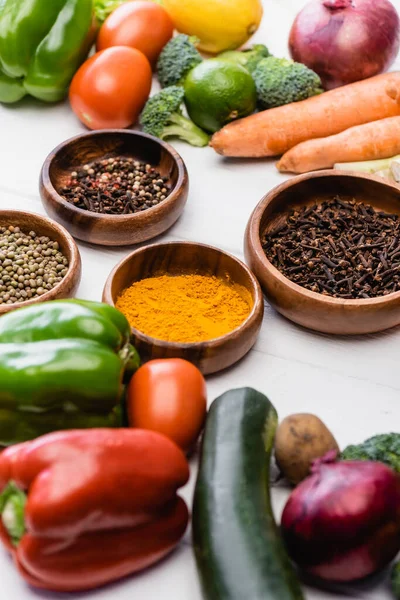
[184,60,257,133]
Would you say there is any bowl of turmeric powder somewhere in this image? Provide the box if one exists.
[102,241,264,374]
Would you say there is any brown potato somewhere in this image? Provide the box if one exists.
[274,413,340,485]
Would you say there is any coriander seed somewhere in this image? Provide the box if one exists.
[0,226,69,306]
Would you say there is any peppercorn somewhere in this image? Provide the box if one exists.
[59,156,171,215]
[0,226,69,305]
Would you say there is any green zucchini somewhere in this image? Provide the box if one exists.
[192,387,304,600]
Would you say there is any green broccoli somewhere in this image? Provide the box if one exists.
[252,57,323,110]
[341,433,400,473]
[140,86,210,147]
[392,562,400,599]
[217,44,271,73]
[94,0,126,22]
[156,34,203,88]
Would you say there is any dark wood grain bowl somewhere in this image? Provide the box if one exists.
[245,170,400,335]
[0,210,81,315]
[102,241,264,375]
[39,130,189,246]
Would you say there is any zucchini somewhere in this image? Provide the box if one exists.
[192,387,304,600]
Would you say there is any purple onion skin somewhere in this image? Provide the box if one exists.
[289,0,400,90]
[281,458,400,582]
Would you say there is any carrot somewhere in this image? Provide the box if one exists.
[277,117,400,174]
[210,72,400,158]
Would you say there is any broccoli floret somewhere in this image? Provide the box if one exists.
[157,35,203,88]
[140,86,210,147]
[245,45,272,73]
[217,44,271,73]
[341,433,400,473]
[252,57,323,110]
[392,562,400,599]
[94,0,125,23]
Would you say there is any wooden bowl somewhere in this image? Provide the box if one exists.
[0,210,81,315]
[102,241,264,375]
[245,170,400,335]
[39,130,189,246]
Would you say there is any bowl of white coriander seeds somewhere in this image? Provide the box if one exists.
[0,210,81,314]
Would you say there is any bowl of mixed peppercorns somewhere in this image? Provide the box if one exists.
[245,170,400,335]
[0,210,81,314]
[39,130,189,246]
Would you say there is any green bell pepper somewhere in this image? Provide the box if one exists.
[0,0,94,103]
[0,299,130,348]
[0,300,140,446]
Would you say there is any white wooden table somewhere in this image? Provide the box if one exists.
[1,1,400,598]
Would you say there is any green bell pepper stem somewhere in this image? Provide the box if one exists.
[0,68,25,103]
[0,339,123,415]
[118,386,129,427]
[0,300,126,351]
[120,343,141,382]
[0,482,26,546]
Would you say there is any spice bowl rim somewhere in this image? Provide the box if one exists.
[246,170,400,307]
[102,240,264,374]
[0,209,81,315]
[103,240,264,347]
[39,129,187,222]
[39,129,189,247]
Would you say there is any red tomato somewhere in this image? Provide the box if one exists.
[69,46,152,130]
[127,359,207,453]
[97,1,174,65]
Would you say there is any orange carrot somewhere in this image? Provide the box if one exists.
[210,72,400,158]
[277,116,400,174]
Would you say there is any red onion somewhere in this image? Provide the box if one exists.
[281,452,400,582]
[289,0,400,89]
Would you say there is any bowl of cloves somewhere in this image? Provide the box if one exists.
[245,170,400,335]
[39,130,189,246]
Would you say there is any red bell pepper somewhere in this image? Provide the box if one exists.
[0,428,189,592]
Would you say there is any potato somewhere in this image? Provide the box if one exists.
[274,413,340,485]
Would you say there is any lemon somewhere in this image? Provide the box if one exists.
[161,0,263,54]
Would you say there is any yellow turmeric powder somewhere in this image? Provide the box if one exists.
[116,273,252,343]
